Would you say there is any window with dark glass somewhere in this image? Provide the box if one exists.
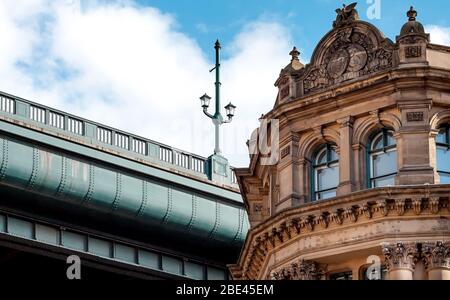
[368,130,397,188]
[329,271,352,280]
[436,126,450,184]
[313,144,339,201]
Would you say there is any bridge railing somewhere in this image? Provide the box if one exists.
[0,91,238,186]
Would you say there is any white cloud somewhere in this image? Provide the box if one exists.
[426,25,450,45]
[0,0,292,167]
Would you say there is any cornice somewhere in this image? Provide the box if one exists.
[264,66,450,122]
[230,184,450,280]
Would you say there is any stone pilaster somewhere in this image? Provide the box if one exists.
[382,242,419,280]
[337,116,356,195]
[396,98,435,185]
[277,132,301,211]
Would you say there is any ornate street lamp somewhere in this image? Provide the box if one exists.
[199,40,236,155]
[199,93,211,109]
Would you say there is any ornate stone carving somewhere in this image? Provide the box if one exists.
[377,199,389,216]
[296,260,322,280]
[361,203,372,219]
[302,216,315,231]
[331,209,344,225]
[271,227,283,244]
[333,3,359,28]
[347,44,368,72]
[345,207,357,222]
[429,197,440,214]
[412,198,422,215]
[318,213,329,229]
[327,48,350,79]
[401,36,422,45]
[395,199,405,216]
[405,46,422,58]
[406,111,424,122]
[280,86,290,99]
[254,203,263,212]
[303,26,393,95]
[281,145,291,159]
[422,241,450,270]
[288,218,301,234]
[382,242,419,271]
[271,259,325,280]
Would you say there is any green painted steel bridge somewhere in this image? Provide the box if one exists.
[0,90,249,280]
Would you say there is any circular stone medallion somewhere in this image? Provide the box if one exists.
[327,49,349,79]
[347,44,368,72]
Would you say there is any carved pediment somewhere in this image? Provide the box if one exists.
[301,21,395,95]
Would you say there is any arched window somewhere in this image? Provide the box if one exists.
[368,130,397,188]
[313,145,339,201]
[436,126,450,184]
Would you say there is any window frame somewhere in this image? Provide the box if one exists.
[436,125,450,181]
[329,270,353,280]
[312,144,339,201]
[367,129,397,188]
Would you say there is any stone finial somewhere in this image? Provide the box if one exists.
[289,46,300,62]
[399,6,425,37]
[407,6,417,21]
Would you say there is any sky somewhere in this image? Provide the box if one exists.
[0,0,449,168]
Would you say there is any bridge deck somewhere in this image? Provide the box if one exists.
[0,90,248,277]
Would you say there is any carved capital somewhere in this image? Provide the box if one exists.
[382,242,419,271]
[296,260,322,280]
[337,116,354,128]
[422,241,450,270]
[271,259,325,280]
[369,110,380,123]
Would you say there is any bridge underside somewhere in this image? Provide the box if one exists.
[0,183,233,280]
[0,243,158,280]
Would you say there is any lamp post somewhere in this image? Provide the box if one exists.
[199,40,236,155]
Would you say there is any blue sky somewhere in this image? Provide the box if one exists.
[138,0,450,61]
[0,1,449,167]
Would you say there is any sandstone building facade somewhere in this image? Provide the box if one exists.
[230,5,450,280]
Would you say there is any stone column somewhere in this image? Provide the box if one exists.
[422,241,450,280]
[337,116,355,195]
[382,242,419,280]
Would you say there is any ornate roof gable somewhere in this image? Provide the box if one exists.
[301,21,396,95]
[275,4,397,105]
